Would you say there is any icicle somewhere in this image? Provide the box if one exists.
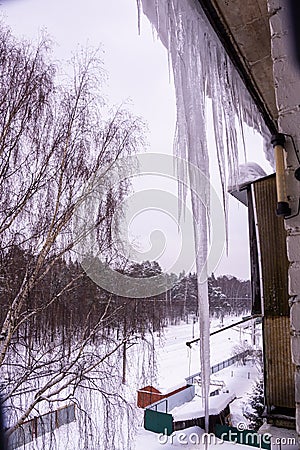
[139,0,274,436]
[136,0,142,35]
[140,0,274,190]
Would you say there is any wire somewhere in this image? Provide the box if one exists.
[283,133,300,165]
[281,134,300,219]
[285,198,300,220]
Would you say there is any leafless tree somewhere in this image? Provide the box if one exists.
[0,23,147,448]
[231,340,262,371]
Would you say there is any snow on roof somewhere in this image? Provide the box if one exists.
[158,382,186,395]
[228,162,268,190]
[228,164,273,205]
[171,391,236,421]
[138,385,162,393]
[237,163,267,185]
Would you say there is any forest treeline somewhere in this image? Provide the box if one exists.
[0,245,251,343]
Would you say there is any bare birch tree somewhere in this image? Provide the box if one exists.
[0,23,146,447]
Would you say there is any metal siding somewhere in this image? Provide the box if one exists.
[253,176,289,317]
[253,175,294,409]
[264,316,295,408]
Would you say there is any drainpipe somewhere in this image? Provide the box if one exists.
[268,0,300,443]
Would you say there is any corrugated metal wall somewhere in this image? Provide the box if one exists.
[264,316,294,409]
[253,175,294,410]
[253,176,289,317]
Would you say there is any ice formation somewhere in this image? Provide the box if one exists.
[237,162,267,185]
[227,162,267,192]
[138,0,274,433]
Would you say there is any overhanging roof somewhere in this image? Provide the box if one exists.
[196,0,278,135]
[228,173,276,206]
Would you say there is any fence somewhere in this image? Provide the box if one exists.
[144,409,173,436]
[143,350,253,437]
[8,403,76,449]
[146,385,195,414]
[185,350,250,385]
[215,424,271,449]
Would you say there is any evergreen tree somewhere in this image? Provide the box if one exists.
[244,378,265,430]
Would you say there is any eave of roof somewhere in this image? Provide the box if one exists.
[196,0,278,135]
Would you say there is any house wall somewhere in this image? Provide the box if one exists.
[268,0,300,439]
[137,385,195,410]
[137,386,163,409]
[146,385,196,413]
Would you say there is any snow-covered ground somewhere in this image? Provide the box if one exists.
[19,315,261,449]
[135,426,257,450]
[156,315,260,390]
[134,315,262,450]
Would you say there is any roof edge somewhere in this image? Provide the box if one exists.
[196,0,278,135]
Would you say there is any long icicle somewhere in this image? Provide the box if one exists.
[138,0,274,436]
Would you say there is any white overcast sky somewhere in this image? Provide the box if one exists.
[1,0,274,280]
